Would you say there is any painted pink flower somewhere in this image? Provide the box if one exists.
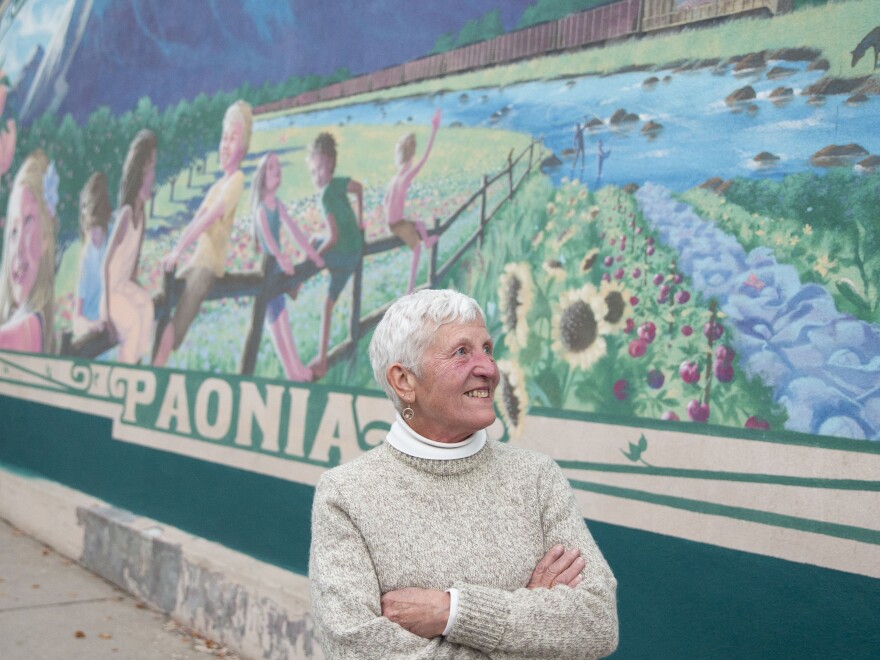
[653,273,664,286]
[613,379,629,401]
[704,321,724,341]
[681,325,693,337]
[638,322,657,343]
[661,410,680,421]
[624,318,635,334]
[715,345,736,363]
[675,290,690,304]
[632,268,642,279]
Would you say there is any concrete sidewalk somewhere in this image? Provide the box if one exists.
[0,517,238,660]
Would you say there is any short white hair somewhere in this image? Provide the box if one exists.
[369,289,485,410]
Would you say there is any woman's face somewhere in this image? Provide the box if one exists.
[265,154,282,193]
[139,149,157,202]
[407,320,499,443]
[6,184,44,307]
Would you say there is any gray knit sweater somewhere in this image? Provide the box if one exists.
[309,438,618,659]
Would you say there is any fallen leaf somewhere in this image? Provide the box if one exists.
[74,630,86,638]
[99,633,113,640]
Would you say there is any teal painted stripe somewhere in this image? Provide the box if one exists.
[558,460,880,491]
[533,405,880,455]
[569,478,880,546]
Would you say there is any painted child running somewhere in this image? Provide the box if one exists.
[306,132,364,380]
[251,152,325,381]
[384,108,441,293]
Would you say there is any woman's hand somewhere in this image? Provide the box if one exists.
[527,544,585,590]
[381,587,450,639]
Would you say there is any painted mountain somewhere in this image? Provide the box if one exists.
[18,0,300,123]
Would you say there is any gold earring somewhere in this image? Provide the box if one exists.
[402,406,415,420]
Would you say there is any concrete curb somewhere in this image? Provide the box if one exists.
[0,465,322,659]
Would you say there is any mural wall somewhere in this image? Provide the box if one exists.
[0,0,878,656]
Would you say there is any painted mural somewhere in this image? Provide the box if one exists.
[0,0,878,579]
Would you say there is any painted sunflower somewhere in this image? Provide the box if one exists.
[552,284,610,370]
[497,262,534,352]
[496,359,528,439]
[598,280,629,330]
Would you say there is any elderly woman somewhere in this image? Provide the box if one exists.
[309,289,618,659]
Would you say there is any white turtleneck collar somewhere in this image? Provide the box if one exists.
[386,414,487,460]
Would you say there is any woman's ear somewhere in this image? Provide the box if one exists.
[387,363,416,403]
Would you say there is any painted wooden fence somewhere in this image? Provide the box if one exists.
[61,141,542,375]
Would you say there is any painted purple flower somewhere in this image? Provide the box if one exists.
[653,273,664,286]
[675,290,691,304]
[629,295,640,307]
[624,318,635,334]
[646,245,655,256]
[632,268,642,279]
[681,325,693,337]
[673,273,684,285]
[715,345,736,363]
[647,369,665,389]
[613,379,629,400]
[604,255,614,267]
[687,399,710,422]
[679,360,701,384]
[614,268,625,280]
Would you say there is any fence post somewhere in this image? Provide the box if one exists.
[151,269,176,362]
[349,247,364,346]
[478,174,489,249]
[508,149,515,199]
[239,256,272,375]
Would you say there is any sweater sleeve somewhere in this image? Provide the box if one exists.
[445,458,619,659]
[309,475,483,659]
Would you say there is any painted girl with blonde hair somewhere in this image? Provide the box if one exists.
[154,100,252,367]
[383,108,441,293]
[102,129,157,363]
[0,149,58,353]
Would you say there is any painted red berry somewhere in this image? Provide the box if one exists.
[704,321,724,341]
[745,416,770,430]
[714,360,734,383]
[679,360,701,384]
[628,338,648,357]
[686,399,710,422]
